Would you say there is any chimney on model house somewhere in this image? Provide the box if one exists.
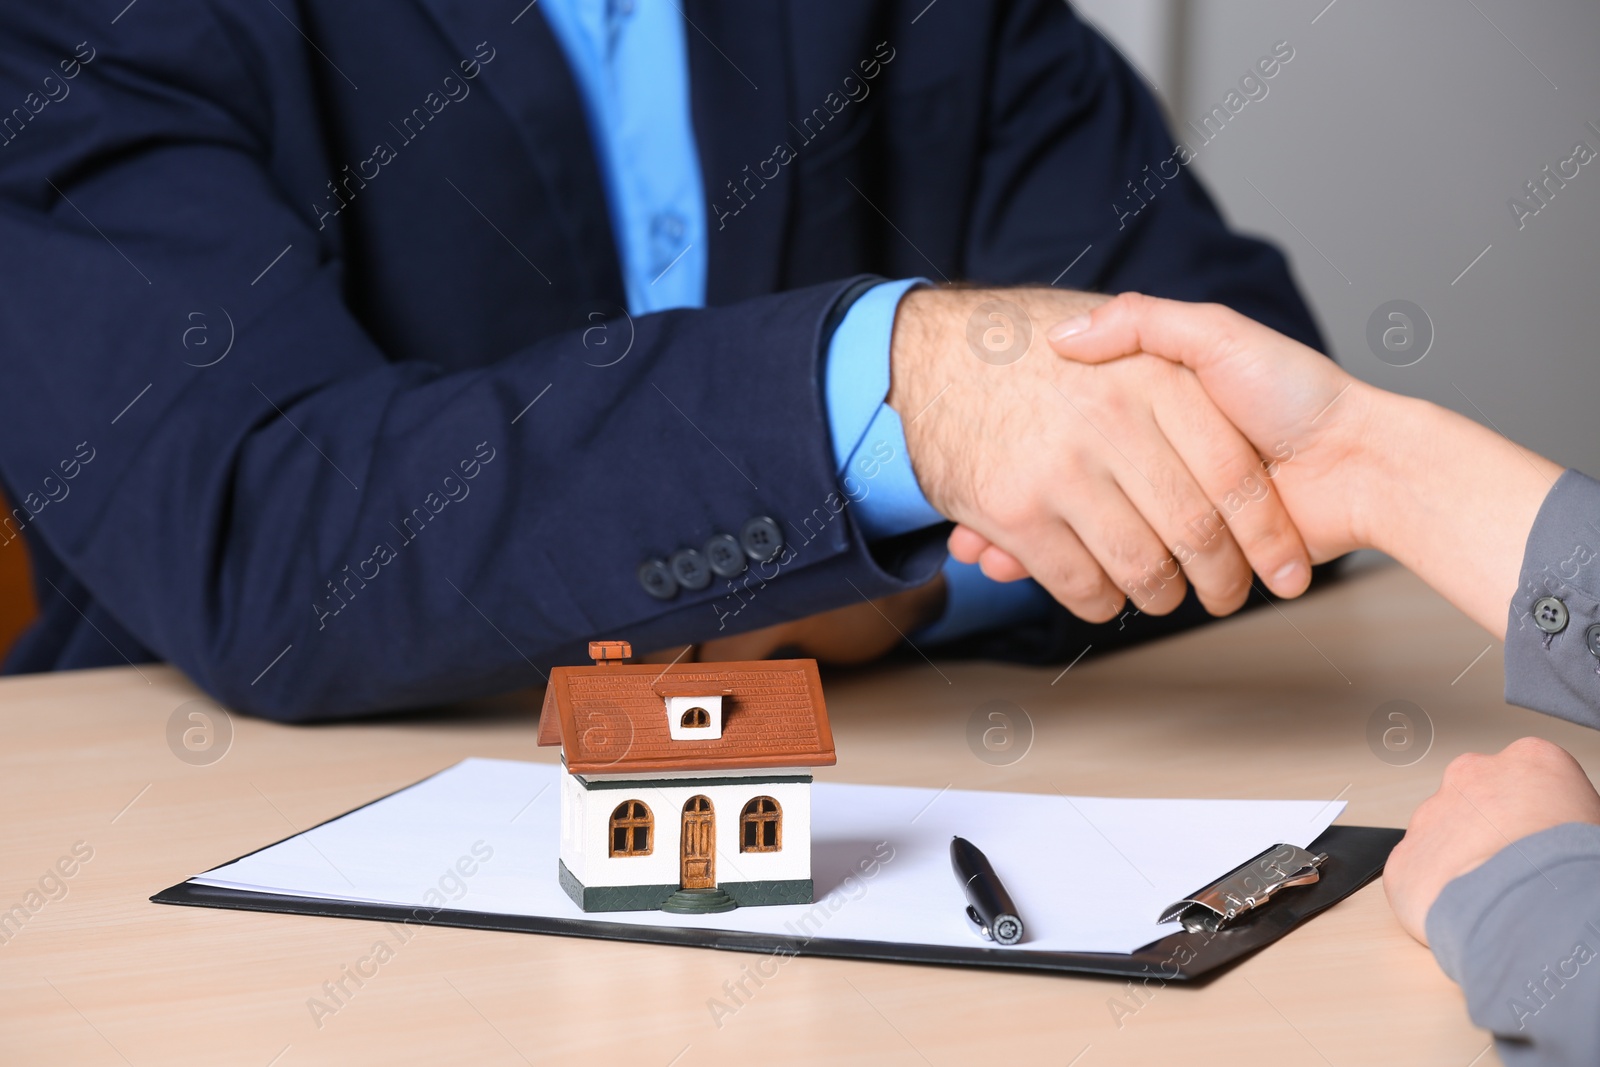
[588,640,632,666]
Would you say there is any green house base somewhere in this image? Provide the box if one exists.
[559,860,812,912]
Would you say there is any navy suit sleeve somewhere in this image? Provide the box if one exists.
[0,5,934,720]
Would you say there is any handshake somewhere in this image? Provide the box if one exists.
[891,285,1553,642]
[889,286,1379,625]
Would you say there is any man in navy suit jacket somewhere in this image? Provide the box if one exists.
[0,1,1321,720]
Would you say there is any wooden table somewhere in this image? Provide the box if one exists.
[7,561,1584,1066]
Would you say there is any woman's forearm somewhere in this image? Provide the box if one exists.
[1354,389,1562,638]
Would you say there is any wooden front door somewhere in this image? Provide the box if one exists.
[680,796,715,889]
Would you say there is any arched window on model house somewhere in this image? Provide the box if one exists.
[609,800,652,856]
[740,796,781,852]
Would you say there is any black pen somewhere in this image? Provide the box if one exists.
[950,835,1025,945]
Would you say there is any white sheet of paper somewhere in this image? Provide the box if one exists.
[188,758,1344,955]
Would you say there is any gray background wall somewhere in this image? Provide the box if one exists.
[1073,0,1600,475]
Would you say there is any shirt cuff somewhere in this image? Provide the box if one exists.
[1504,468,1600,728]
[916,559,1054,645]
[823,277,941,542]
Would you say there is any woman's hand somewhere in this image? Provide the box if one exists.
[1385,738,1600,943]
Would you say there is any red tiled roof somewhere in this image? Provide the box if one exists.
[537,659,835,776]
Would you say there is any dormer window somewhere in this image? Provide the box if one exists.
[663,694,726,740]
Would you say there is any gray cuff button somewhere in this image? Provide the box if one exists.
[704,533,746,578]
[1586,622,1600,659]
[1533,595,1569,634]
[638,559,678,600]
[670,548,712,591]
[740,516,784,563]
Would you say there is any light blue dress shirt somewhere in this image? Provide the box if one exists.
[541,0,1052,641]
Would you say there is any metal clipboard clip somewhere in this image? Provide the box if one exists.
[1159,843,1328,933]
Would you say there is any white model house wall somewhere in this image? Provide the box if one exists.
[560,772,812,889]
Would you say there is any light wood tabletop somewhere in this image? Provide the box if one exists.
[8,560,1589,1066]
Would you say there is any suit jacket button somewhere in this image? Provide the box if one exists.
[1586,622,1600,658]
[1532,595,1569,634]
[740,516,784,562]
[670,548,712,591]
[638,559,679,600]
[704,533,746,577]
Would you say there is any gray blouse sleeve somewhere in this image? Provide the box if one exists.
[1504,469,1600,725]
[1426,823,1600,1065]
[1424,470,1600,1064]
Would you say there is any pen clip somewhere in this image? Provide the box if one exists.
[964,904,993,941]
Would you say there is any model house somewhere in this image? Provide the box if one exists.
[537,641,836,914]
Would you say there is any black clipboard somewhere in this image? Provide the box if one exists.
[153,816,1399,983]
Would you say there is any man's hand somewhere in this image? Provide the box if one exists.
[890,287,1312,622]
[1385,738,1600,944]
